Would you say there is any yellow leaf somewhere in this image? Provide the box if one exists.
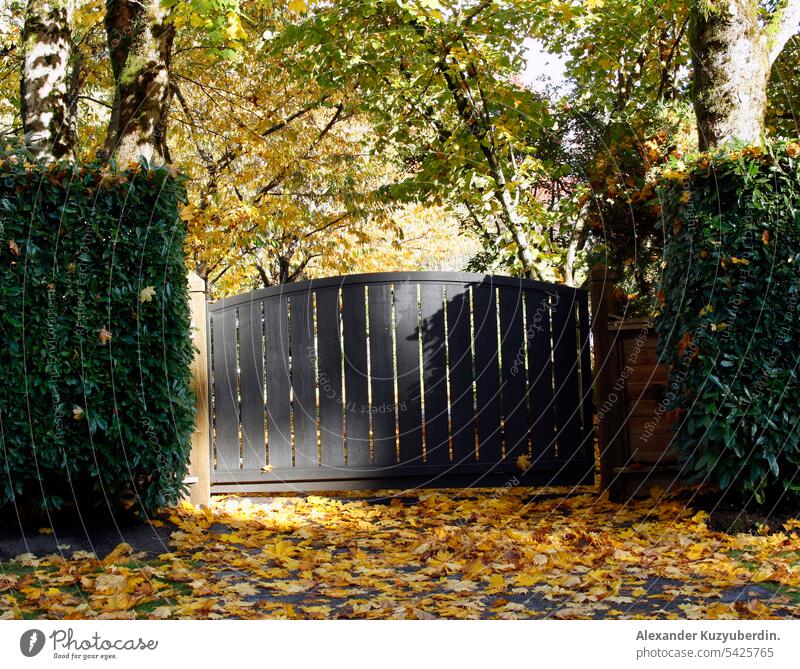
[139,286,156,303]
[514,573,540,587]
[486,573,506,592]
[102,543,134,565]
[288,0,308,13]
[94,573,128,594]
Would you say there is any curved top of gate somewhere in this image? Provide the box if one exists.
[207,271,586,311]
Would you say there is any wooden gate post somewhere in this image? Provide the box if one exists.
[590,264,627,501]
[185,271,211,506]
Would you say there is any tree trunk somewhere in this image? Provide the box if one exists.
[20,0,73,161]
[102,0,174,165]
[689,0,800,149]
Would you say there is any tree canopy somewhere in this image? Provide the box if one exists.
[2,0,799,297]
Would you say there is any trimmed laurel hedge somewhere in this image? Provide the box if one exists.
[656,140,800,504]
[0,145,195,513]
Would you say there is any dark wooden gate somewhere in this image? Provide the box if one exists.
[207,272,594,492]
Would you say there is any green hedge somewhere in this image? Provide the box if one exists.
[656,140,800,504]
[0,145,195,513]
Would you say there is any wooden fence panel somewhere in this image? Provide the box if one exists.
[368,284,398,466]
[420,283,450,465]
[316,288,345,467]
[238,300,265,471]
[525,290,556,461]
[472,284,501,463]
[445,284,475,464]
[211,308,239,472]
[499,287,528,461]
[290,292,317,468]
[342,286,370,466]
[551,294,582,459]
[264,297,292,468]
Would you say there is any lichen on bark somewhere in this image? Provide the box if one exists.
[689,0,800,149]
[20,0,74,161]
[102,0,174,165]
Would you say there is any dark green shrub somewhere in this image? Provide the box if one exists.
[656,140,800,504]
[0,144,195,513]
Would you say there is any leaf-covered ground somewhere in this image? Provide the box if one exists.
[2,488,800,619]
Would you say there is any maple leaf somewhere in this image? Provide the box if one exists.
[485,573,506,592]
[227,582,259,597]
[513,573,541,587]
[446,579,478,593]
[102,543,134,565]
[515,454,532,472]
[98,328,112,344]
[93,574,128,594]
[150,606,173,619]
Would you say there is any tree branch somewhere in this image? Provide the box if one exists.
[768,0,800,65]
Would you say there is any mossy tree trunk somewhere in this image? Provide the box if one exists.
[20,0,74,161]
[102,0,174,165]
[689,0,800,149]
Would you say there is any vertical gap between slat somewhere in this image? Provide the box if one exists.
[496,286,505,459]
[416,283,426,463]
[365,285,373,464]
[522,293,533,455]
[313,291,321,465]
[468,285,479,461]
[391,284,400,463]
[574,301,584,432]
[209,315,217,471]
[235,308,242,469]
[339,288,347,465]
[287,296,294,467]
[443,285,452,461]
[548,296,558,457]
[261,301,269,466]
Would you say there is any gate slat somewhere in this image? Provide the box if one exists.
[445,284,476,464]
[525,290,556,461]
[472,284,501,463]
[499,287,528,461]
[238,300,265,470]
[290,292,318,468]
[212,309,240,472]
[342,286,370,466]
[551,294,582,460]
[264,297,292,468]
[394,282,423,464]
[578,294,594,448]
[368,285,397,466]
[315,288,345,467]
[420,283,450,464]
